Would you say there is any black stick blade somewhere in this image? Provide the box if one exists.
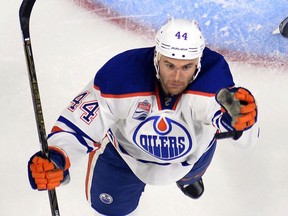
[19,0,36,39]
[273,17,288,38]
[279,17,288,38]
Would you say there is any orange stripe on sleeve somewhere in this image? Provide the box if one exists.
[51,126,63,133]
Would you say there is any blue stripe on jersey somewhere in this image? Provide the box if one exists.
[212,110,222,129]
[48,116,94,153]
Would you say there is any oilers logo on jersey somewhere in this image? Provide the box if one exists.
[132,113,193,161]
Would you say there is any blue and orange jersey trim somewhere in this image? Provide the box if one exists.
[94,84,155,98]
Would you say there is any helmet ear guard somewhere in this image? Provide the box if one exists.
[154,18,205,81]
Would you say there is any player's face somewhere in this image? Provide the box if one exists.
[158,56,198,95]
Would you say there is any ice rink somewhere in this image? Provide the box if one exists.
[1,1,288,215]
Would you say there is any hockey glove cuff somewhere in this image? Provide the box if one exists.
[28,146,71,190]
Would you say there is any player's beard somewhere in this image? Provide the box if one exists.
[159,77,190,96]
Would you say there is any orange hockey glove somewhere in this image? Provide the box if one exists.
[216,87,257,131]
[28,146,71,190]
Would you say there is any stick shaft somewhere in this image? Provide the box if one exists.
[19,0,60,215]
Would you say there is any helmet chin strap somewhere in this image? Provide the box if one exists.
[191,58,202,82]
[154,51,161,80]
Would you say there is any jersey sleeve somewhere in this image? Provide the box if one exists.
[47,79,119,165]
[190,48,259,148]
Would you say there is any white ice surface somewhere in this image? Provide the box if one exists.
[1,1,288,215]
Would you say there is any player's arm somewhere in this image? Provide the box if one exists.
[27,80,117,190]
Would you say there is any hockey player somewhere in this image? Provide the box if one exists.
[28,18,259,215]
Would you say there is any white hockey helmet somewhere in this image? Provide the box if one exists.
[154,18,205,79]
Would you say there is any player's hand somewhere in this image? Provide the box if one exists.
[28,146,71,190]
[216,87,257,131]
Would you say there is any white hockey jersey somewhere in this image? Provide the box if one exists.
[47,47,259,185]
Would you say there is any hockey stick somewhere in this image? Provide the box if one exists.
[19,0,60,215]
[214,131,238,139]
